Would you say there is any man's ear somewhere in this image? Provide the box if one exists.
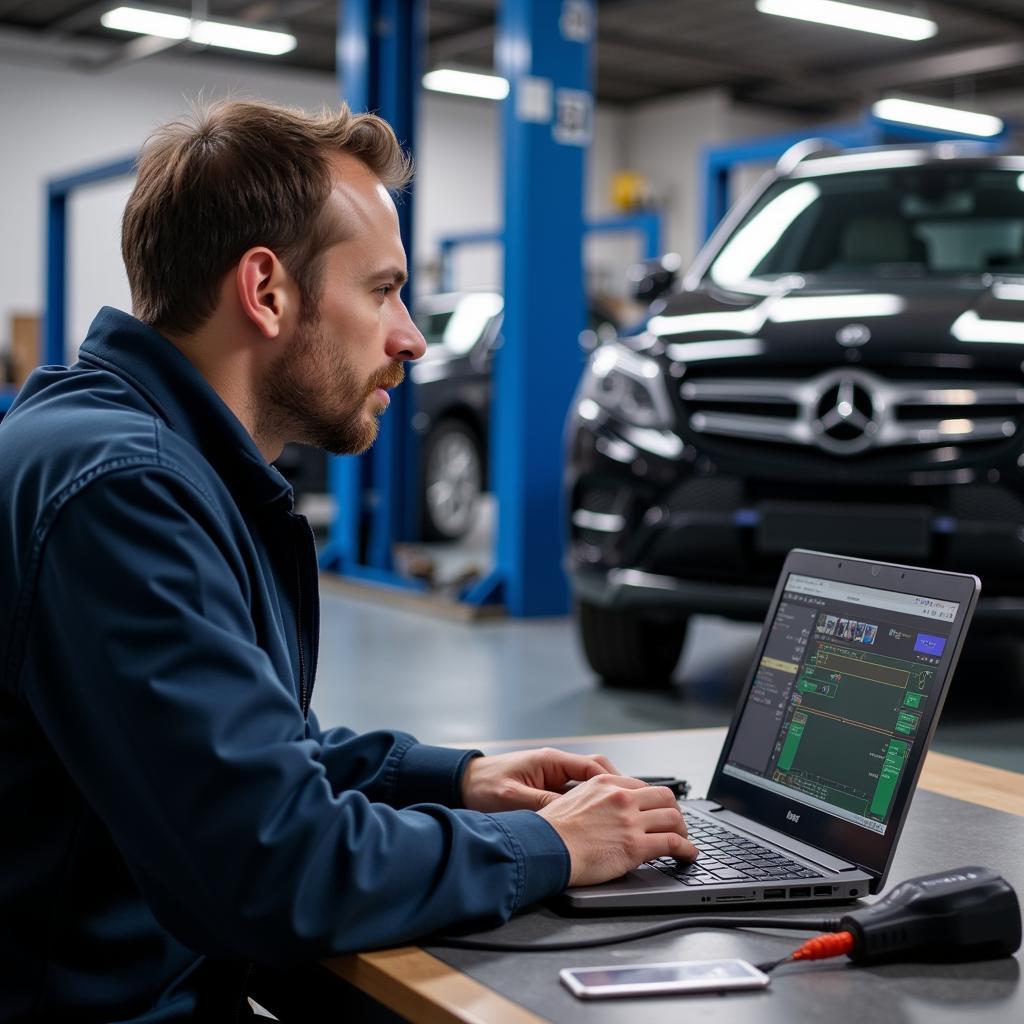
[235,246,295,339]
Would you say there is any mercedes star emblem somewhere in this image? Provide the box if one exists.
[811,372,879,454]
[836,323,871,347]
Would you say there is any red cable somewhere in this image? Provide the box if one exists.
[790,931,856,962]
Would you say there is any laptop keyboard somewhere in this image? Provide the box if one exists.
[648,816,823,886]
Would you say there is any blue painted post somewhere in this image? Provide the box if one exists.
[467,0,594,615]
[43,156,137,375]
[325,0,425,581]
[45,187,67,369]
[366,0,423,568]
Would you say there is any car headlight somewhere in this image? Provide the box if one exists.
[579,343,673,429]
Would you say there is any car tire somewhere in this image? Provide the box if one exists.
[421,419,484,542]
[576,600,688,689]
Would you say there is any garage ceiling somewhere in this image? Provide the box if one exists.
[0,0,1022,114]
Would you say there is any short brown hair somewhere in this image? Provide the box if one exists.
[121,99,412,335]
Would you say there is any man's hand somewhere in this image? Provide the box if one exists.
[461,747,620,813]
[538,775,698,887]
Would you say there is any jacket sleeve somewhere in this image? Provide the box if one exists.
[303,709,484,810]
[16,463,569,964]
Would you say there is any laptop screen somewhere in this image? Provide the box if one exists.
[720,572,959,836]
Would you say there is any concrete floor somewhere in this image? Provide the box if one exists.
[311,586,1024,775]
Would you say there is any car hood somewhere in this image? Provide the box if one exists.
[647,277,1024,372]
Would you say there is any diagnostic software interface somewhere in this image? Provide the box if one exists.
[723,574,959,835]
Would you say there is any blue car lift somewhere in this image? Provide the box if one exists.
[436,210,662,293]
[0,154,138,415]
[331,0,596,617]
[321,0,428,590]
[702,111,1009,241]
[457,0,595,616]
[32,155,139,417]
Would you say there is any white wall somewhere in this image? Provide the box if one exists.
[622,88,809,267]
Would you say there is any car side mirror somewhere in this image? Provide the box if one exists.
[627,253,682,304]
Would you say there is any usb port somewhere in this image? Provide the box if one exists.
[764,888,785,900]
[788,887,811,898]
[813,885,833,896]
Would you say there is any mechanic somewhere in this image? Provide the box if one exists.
[0,100,696,1021]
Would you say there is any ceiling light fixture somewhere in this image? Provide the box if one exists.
[101,6,296,56]
[755,0,937,41]
[872,97,1004,138]
[422,68,510,101]
[101,6,190,38]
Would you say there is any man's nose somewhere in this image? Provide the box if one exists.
[386,303,427,362]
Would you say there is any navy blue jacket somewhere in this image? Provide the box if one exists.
[0,308,569,1022]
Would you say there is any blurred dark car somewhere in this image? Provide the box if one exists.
[566,143,1024,688]
[411,291,504,541]
[412,291,621,541]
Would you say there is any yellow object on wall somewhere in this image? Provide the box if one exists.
[611,170,651,212]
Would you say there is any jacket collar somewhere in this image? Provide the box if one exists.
[78,307,294,510]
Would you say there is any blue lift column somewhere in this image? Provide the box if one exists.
[465,0,595,615]
[324,0,425,585]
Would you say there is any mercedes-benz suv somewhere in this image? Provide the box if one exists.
[566,142,1024,688]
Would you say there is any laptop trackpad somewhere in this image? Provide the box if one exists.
[568,863,678,897]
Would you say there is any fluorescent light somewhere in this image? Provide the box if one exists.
[422,68,509,101]
[190,21,295,55]
[101,6,296,56]
[872,98,1004,138]
[756,0,936,41]
[101,6,190,38]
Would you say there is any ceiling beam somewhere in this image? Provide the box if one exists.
[925,0,1024,35]
[427,22,493,64]
[840,40,1024,92]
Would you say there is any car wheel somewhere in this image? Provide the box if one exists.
[576,600,688,689]
[421,419,483,542]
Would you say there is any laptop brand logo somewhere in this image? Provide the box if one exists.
[786,810,801,823]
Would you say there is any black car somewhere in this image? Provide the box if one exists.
[566,142,1024,688]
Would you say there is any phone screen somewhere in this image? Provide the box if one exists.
[560,958,770,999]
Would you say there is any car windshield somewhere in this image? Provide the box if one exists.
[706,164,1024,289]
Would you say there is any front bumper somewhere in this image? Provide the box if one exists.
[566,416,1024,630]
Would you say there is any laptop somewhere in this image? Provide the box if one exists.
[565,549,980,910]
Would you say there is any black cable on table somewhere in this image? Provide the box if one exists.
[430,914,842,953]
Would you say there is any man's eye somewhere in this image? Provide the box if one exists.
[376,285,394,296]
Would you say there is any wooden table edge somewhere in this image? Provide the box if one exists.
[323,946,548,1024]
[919,750,1024,817]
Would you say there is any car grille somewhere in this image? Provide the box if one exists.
[680,367,1024,456]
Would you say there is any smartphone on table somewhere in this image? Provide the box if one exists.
[559,959,770,999]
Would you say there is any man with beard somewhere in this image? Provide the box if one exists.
[0,101,695,1021]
